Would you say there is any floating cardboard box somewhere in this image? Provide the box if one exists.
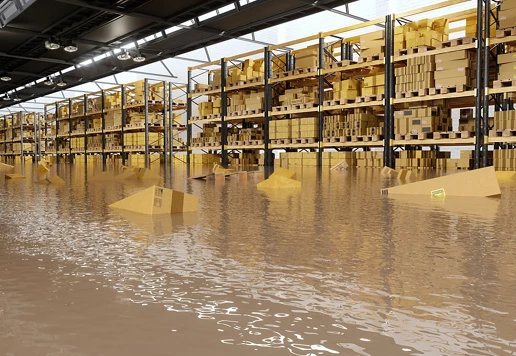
[0,163,14,172]
[495,171,516,180]
[257,175,302,190]
[269,168,297,180]
[397,169,410,180]
[109,186,198,215]
[381,166,398,177]
[5,173,25,179]
[331,160,349,171]
[381,167,501,197]
[35,164,50,176]
[35,176,66,185]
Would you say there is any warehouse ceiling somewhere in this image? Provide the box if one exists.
[0,0,357,109]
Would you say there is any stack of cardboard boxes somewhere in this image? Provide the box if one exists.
[494,109,516,130]
[395,55,435,93]
[497,51,516,81]
[362,73,385,97]
[278,87,318,107]
[499,0,516,29]
[356,151,383,168]
[394,18,449,51]
[332,79,361,100]
[192,124,238,146]
[190,154,221,165]
[229,128,264,142]
[458,109,475,132]
[229,152,260,166]
[123,132,163,147]
[292,44,333,69]
[323,109,381,138]
[270,118,319,140]
[71,137,85,149]
[394,107,452,135]
[435,50,476,88]
[396,151,448,170]
[228,91,264,114]
[360,30,385,57]
[494,149,516,170]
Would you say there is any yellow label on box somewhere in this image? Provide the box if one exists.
[431,188,446,198]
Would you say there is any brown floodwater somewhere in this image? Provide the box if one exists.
[1,162,515,356]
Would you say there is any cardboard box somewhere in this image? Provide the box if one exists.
[501,0,516,11]
[435,77,472,88]
[360,30,385,41]
[435,59,471,71]
[499,9,516,29]
[435,50,473,63]
[434,68,470,80]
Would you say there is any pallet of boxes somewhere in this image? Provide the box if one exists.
[494,0,516,89]
[226,59,265,87]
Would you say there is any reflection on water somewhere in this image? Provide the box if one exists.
[1,162,516,355]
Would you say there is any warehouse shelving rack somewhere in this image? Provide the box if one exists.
[0,112,39,165]
[40,79,185,169]
[185,0,504,170]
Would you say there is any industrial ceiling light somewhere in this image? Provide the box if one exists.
[45,37,61,50]
[56,78,67,87]
[13,93,21,102]
[43,77,54,86]
[117,49,132,61]
[2,94,10,101]
[0,73,11,81]
[63,40,78,53]
[132,50,146,63]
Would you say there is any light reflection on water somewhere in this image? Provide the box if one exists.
[0,162,515,355]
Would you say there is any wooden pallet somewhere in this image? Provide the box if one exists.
[395,132,433,140]
[243,109,264,116]
[493,79,516,88]
[394,45,434,57]
[271,139,292,145]
[355,94,384,103]
[357,53,385,63]
[351,134,383,142]
[206,113,221,120]
[433,131,474,139]
[323,98,356,106]
[436,36,476,49]
[272,105,291,112]
[272,66,318,79]
[489,129,516,137]
[244,140,264,145]
[291,137,317,144]
[430,84,472,94]
[496,27,516,38]
[327,60,358,69]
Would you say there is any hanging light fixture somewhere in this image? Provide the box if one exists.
[0,73,11,81]
[45,37,61,50]
[63,40,78,53]
[2,94,10,101]
[56,78,67,87]
[13,93,21,102]
[132,50,146,63]
[117,49,132,61]
[43,77,54,86]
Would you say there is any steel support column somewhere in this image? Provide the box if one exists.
[186,70,192,167]
[317,36,325,169]
[221,58,229,168]
[475,0,484,169]
[121,86,126,166]
[263,47,273,168]
[483,0,491,168]
[144,78,150,169]
[384,14,395,168]
[162,80,168,173]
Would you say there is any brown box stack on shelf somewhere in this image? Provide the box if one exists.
[228,91,264,114]
[360,30,385,57]
[72,101,85,116]
[292,44,333,69]
[499,0,516,29]
[332,79,361,100]
[225,59,265,85]
[394,19,448,51]
[105,133,121,149]
[191,154,221,165]
[88,97,102,112]
[395,55,435,92]
[149,83,164,101]
[229,128,264,142]
[87,135,102,148]
[71,137,85,149]
[458,109,475,131]
[104,92,122,109]
[494,109,516,130]
[58,122,70,135]
[497,51,516,81]
[494,149,516,171]
[229,152,260,166]
[58,105,69,119]
[435,50,475,88]
[394,106,452,135]
[323,108,381,138]
[294,117,318,139]
[362,72,385,96]
[356,151,383,168]
[396,151,448,170]
[279,87,318,106]
[463,15,495,37]
[270,120,291,139]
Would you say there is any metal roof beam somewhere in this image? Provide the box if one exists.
[0,52,75,65]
